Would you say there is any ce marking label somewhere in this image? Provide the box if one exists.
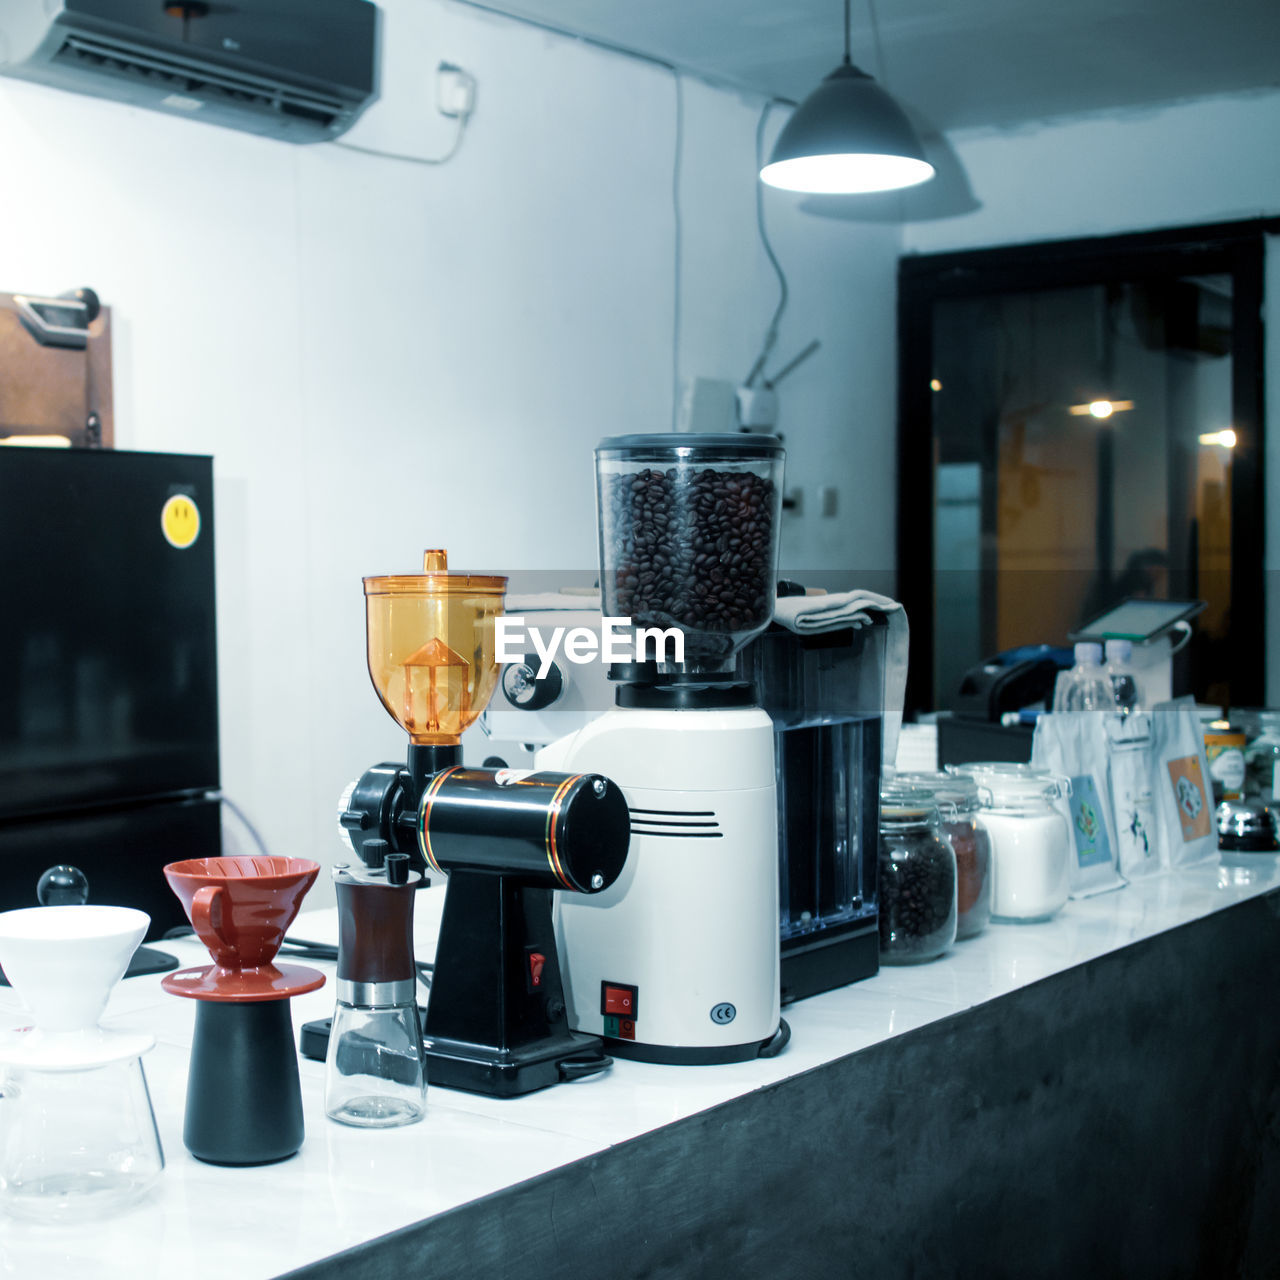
[710,1002,736,1025]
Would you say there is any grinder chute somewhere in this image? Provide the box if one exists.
[307,550,631,1098]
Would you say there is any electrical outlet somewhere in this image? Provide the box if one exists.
[783,487,803,515]
[436,63,476,118]
[820,486,838,517]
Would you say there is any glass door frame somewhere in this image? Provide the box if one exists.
[897,218,1276,713]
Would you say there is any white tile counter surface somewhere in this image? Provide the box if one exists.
[2,855,1278,1279]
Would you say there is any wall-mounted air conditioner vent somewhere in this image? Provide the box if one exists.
[53,33,350,129]
[0,0,378,143]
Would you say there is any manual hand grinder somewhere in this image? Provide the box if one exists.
[312,550,631,1097]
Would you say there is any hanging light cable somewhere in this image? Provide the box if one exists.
[760,0,934,194]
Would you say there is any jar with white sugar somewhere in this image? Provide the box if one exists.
[948,764,1072,923]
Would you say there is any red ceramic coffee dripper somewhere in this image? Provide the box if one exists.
[161,857,325,1002]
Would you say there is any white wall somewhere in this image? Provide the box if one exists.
[0,0,899,894]
[902,90,1280,704]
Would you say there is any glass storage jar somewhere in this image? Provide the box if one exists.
[878,781,957,963]
[901,771,992,940]
[949,764,1072,923]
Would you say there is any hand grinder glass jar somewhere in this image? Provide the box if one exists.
[949,764,1072,923]
[900,771,992,940]
[878,782,957,963]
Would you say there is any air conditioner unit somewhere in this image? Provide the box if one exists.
[0,0,378,143]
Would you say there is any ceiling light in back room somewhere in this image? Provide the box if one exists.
[759,0,935,194]
[1068,400,1135,419]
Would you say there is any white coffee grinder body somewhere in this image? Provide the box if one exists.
[538,700,782,1063]
[538,430,789,1065]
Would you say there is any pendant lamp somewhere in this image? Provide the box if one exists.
[760,0,935,194]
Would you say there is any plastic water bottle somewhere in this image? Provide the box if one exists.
[1104,639,1141,715]
[1053,642,1117,713]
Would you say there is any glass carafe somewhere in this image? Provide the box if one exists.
[0,1057,164,1221]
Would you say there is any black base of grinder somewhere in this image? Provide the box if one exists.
[422,873,610,1097]
[185,998,304,1165]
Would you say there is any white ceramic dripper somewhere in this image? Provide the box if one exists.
[0,905,154,1068]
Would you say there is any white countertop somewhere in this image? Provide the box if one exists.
[2,854,1278,1279]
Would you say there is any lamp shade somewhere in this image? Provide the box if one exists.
[760,63,935,194]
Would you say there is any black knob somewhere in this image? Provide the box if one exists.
[363,837,389,871]
[385,853,410,886]
[37,865,90,906]
[501,656,564,711]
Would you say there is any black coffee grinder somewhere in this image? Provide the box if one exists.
[301,551,630,1097]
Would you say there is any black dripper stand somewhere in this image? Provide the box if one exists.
[0,866,178,987]
[161,857,325,1165]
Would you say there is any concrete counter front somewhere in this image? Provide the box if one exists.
[2,860,1278,1279]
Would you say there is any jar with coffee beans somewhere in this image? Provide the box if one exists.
[878,781,958,963]
[595,434,784,672]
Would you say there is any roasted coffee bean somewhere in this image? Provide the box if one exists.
[600,465,777,651]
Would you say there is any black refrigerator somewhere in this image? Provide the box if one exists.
[0,447,221,938]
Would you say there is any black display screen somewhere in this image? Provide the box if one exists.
[0,447,219,819]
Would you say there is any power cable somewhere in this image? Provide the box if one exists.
[332,115,469,166]
[744,100,790,388]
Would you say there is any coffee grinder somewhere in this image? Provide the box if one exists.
[537,435,789,1064]
[312,550,631,1097]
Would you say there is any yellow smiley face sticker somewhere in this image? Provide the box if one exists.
[161,494,201,549]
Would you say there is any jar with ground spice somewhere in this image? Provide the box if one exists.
[900,771,992,939]
[878,781,957,963]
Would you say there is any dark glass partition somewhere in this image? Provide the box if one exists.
[898,221,1271,712]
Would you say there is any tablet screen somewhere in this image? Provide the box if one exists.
[1076,598,1204,641]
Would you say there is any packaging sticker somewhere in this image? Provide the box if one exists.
[1069,774,1114,868]
[1167,755,1212,841]
[161,493,201,549]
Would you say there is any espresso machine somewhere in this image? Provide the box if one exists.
[536,435,789,1064]
[302,550,631,1098]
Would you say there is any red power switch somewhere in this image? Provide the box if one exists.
[527,951,546,990]
[601,982,637,1018]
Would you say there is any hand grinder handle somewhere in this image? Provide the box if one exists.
[334,875,418,988]
[417,768,630,893]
